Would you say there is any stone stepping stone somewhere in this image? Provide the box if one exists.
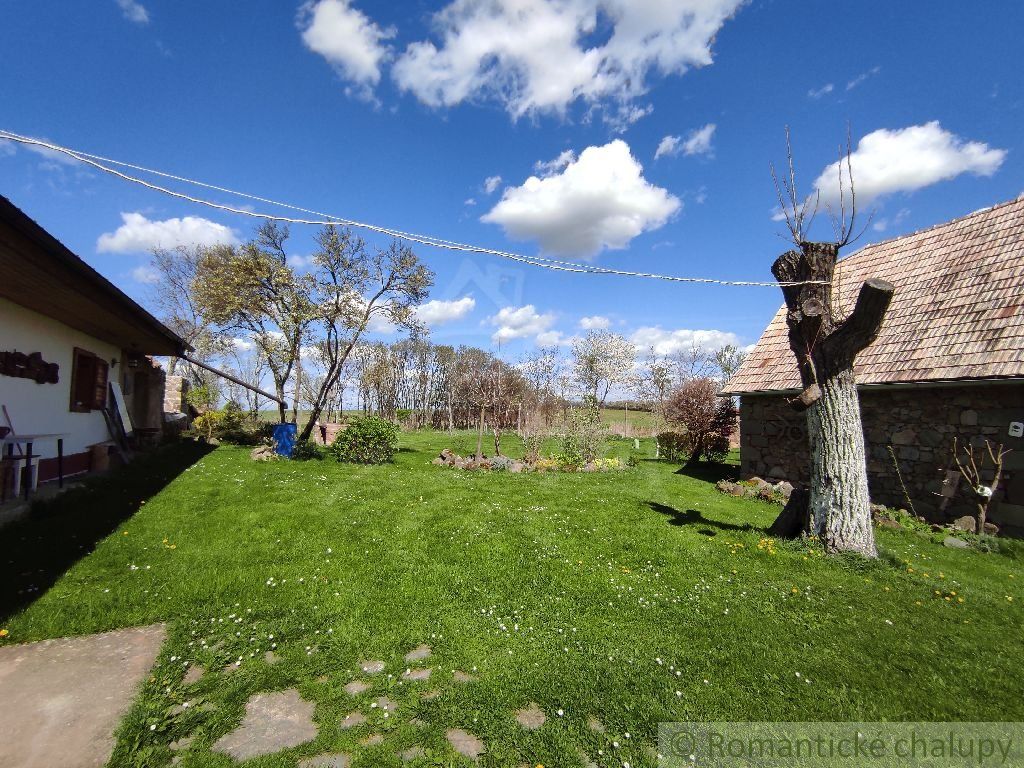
[183,664,205,685]
[404,644,432,662]
[446,728,485,760]
[360,660,385,674]
[169,734,194,751]
[0,623,166,768]
[577,749,598,768]
[401,746,426,761]
[452,670,476,683]
[339,711,367,730]
[299,754,351,768]
[212,689,317,761]
[264,650,281,665]
[587,716,605,733]
[420,690,441,701]
[344,680,370,696]
[403,667,432,681]
[361,734,384,746]
[374,696,397,712]
[514,703,546,730]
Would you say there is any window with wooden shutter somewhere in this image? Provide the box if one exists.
[69,348,108,413]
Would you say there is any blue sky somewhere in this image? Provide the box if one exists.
[1,0,1021,359]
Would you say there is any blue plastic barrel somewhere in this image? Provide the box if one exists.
[272,423,297,457]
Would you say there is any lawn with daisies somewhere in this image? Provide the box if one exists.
[1,431,1022,767]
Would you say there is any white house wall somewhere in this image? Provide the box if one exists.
[0,296,121,462]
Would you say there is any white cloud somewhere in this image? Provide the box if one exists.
[464,197,477,206]
[682,123,716,157]
[812,121,1007,207]
[116,0,149,24]
[97,212,239,254]
[0,139,15,157]
[482,140,680,258]
[534,150,576,177]
[488,304,555,344]
[535,330,565,346]
[483,175,502,194]
[846,65,881,91]
[232,337,256,352]
[579,315,610,330]
[392,0,744,119]
[654,123,715,159]
[808,83,834,99]
[654,135,681,160]
[872,207,910,233]
[606,102,654,132]
[629,326,739,356]
[131,265,160,284]
[298,0,394,95]
[415,296,476,325]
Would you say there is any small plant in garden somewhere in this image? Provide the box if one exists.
[656,431,688,462]
[663,378,737,465]
[327,416,399,464]
[290,439,323,461]
[560,396,606,465]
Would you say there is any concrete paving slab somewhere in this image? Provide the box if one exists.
[212,688,317,761]
[0,624,166,768]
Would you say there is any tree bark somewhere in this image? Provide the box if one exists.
[771,243,894,556]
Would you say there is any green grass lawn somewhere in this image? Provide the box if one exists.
[1,431,1021,767]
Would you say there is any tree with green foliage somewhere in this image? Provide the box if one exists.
[192,222,316,423]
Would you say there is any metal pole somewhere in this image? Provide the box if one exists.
[178,354,286,406]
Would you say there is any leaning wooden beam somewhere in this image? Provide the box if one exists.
[178,354,286,406]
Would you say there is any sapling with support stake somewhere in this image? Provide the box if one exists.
[766,127,895,557]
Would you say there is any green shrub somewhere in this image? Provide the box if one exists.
[291,439,323,461]
[560,397,606,465]
[627,452,643,467]
[656,431,687,461]
[327,416,399,464]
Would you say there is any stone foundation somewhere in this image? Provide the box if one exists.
[739,383,1024,528]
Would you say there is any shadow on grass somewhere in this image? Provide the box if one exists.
[0,441,213,621]
[648,501,759,535]
[672,462,739,484]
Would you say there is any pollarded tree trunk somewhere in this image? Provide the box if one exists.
[772,242,895,556]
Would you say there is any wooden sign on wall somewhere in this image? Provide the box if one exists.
[0,350,59,384]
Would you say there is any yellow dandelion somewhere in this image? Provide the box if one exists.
[915,601,922,606]
[884,586,891,592]
[791,588,799,594]
[1007,596,1014,602]
[957,597,964,603]
[0,629,8,638]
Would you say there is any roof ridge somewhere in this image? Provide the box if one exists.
[837,194,1024,265]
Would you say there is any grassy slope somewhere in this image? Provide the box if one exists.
[1,432,1021,767]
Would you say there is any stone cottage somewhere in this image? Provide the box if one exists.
[723,196,1024,530]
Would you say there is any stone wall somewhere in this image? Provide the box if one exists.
[739,383,1024,528]
[163,375,189,414]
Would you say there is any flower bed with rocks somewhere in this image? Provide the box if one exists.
[431,448,621,473]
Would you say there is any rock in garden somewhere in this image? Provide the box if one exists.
[984,522,1000,535]
[943,537,970,549]
[952,516,977,533]
[774,481,794,499]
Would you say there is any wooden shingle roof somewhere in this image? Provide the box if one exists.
[723,196,1024,394]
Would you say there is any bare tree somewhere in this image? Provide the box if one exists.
[769,128,894,556]
[952,438,1010,535]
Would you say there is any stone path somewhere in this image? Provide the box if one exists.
[299,754,350,768]
[0,624,166,768]
[515,702,547,730]
[446,728,485,759]
[212,688,317,761]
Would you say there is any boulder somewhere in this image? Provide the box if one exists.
[748,476,773,494]
[716,480,740,495]
[983,522,1000,536]
[250,445,276,462]
[952,515,977,533]
[508,461,525,473]
[773,481,794,499]
[943,537,970,549]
